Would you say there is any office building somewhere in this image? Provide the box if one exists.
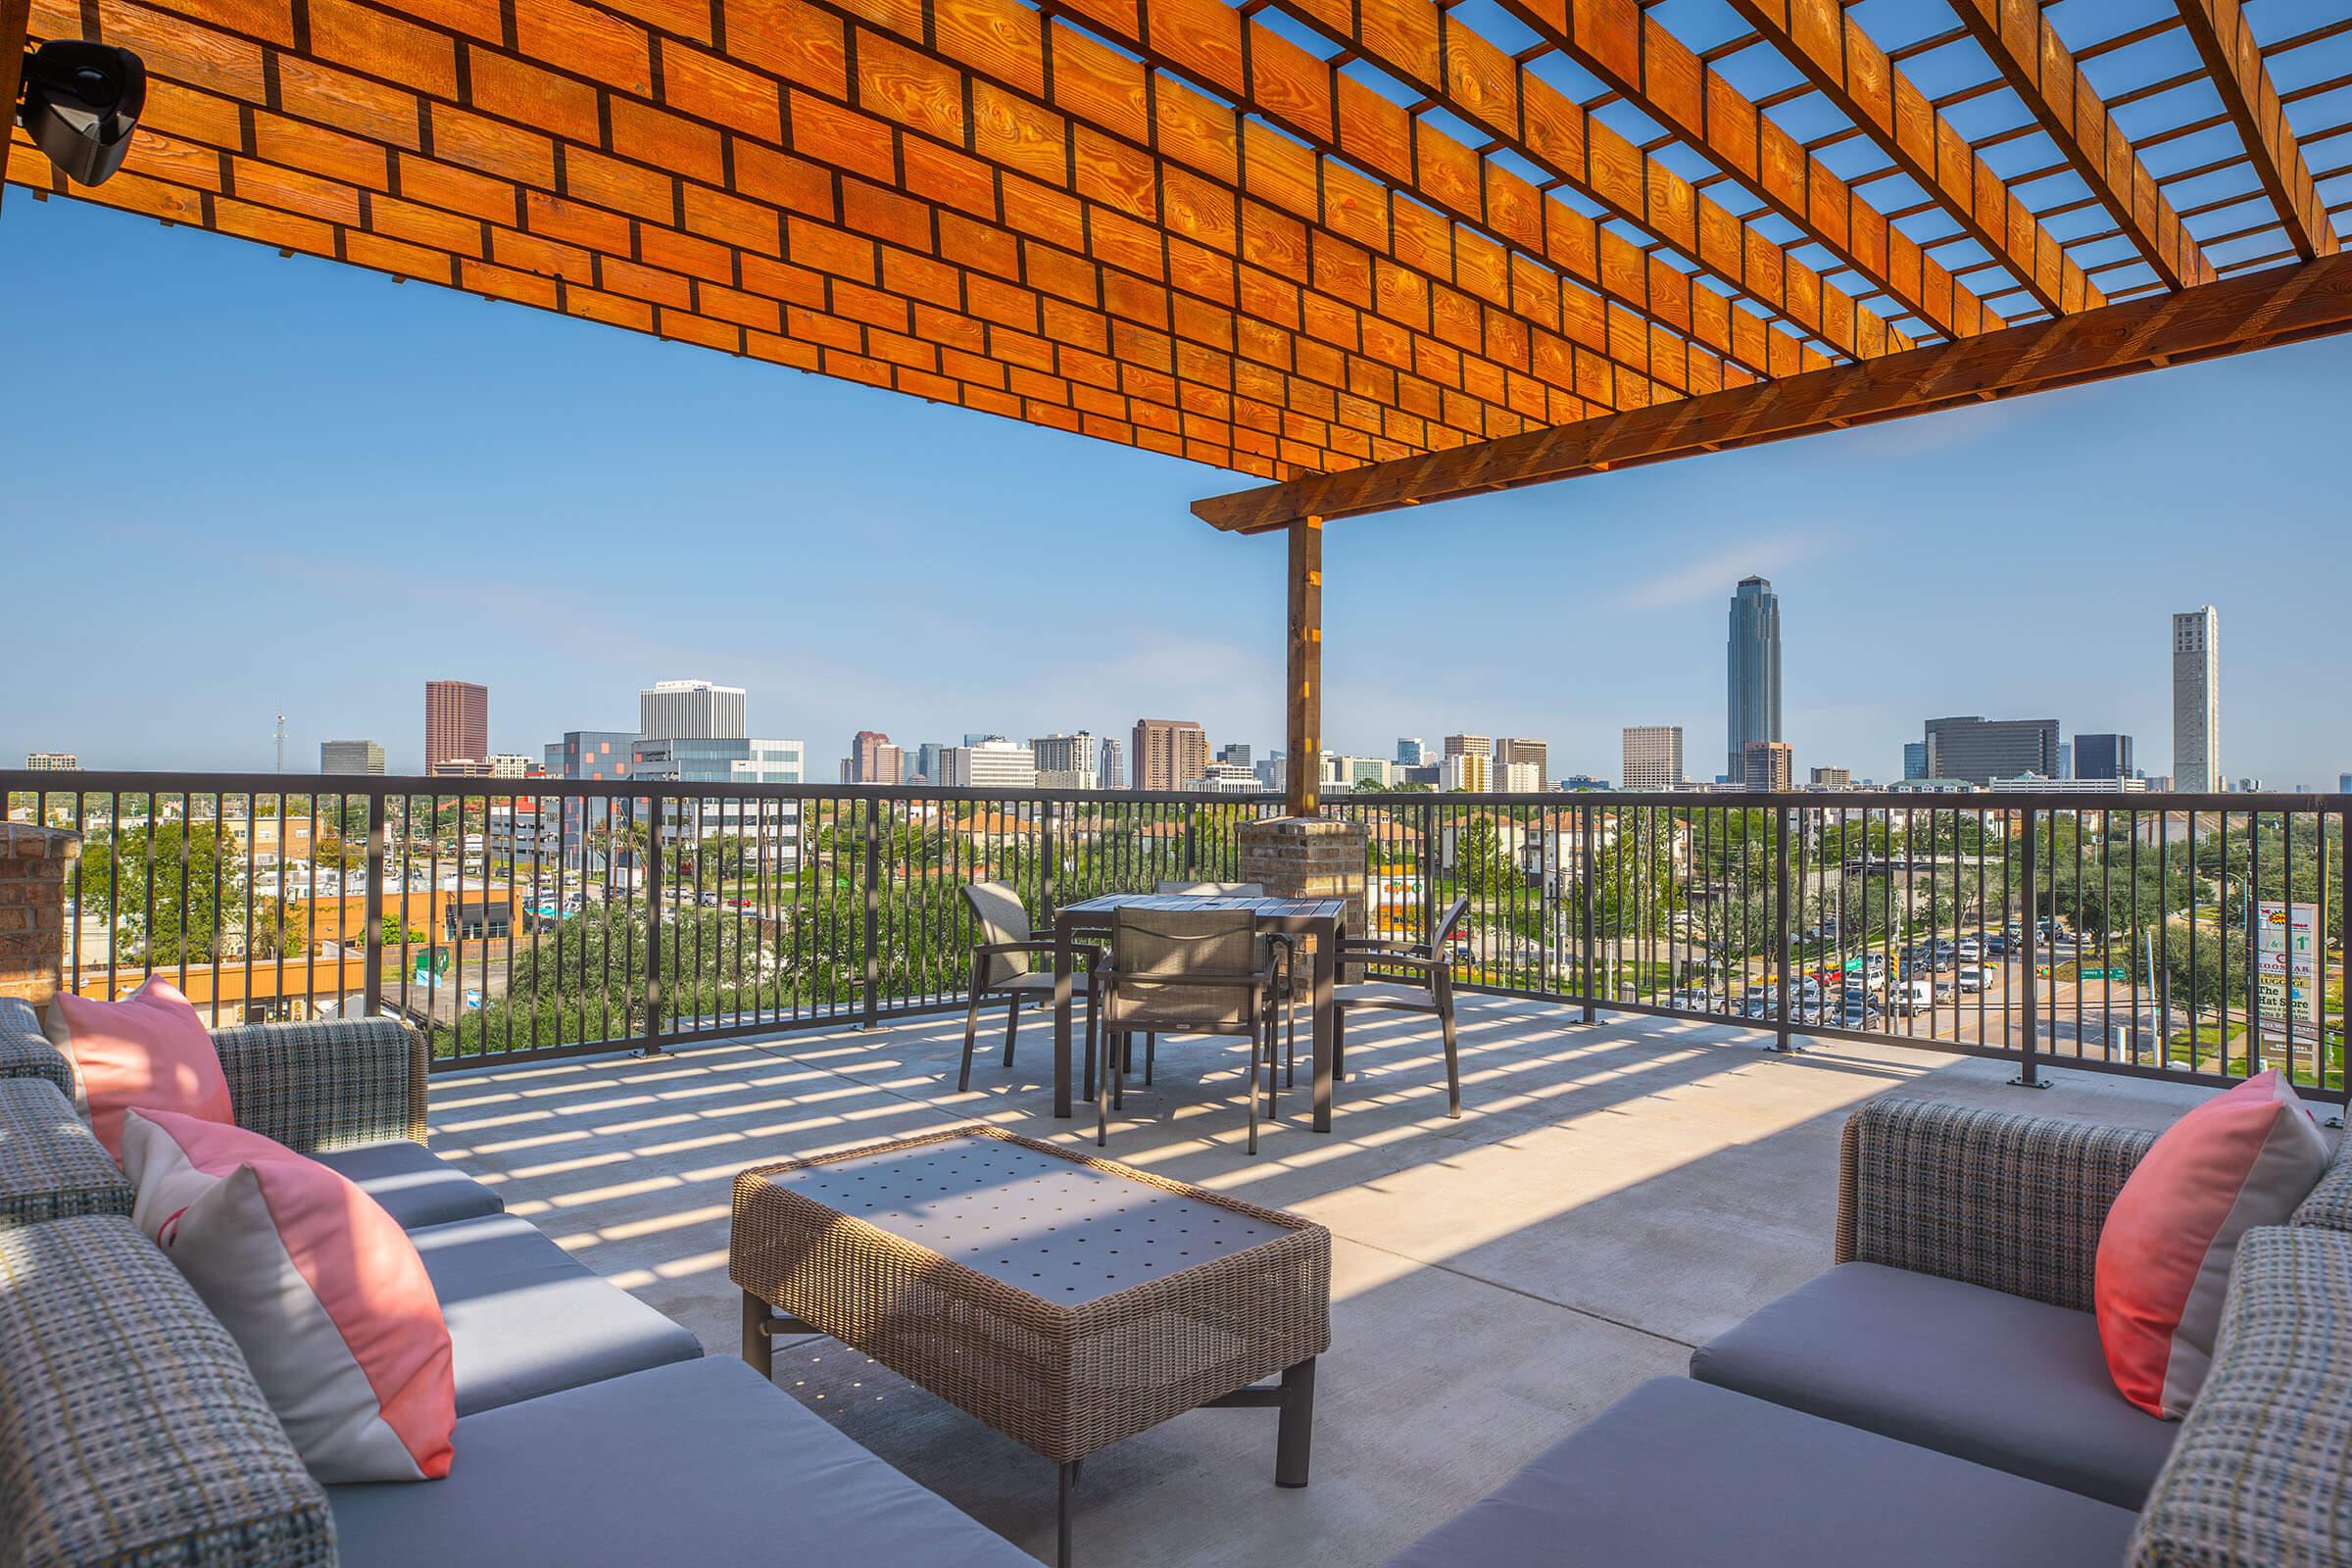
[630,736,802,783]
[1902,741,1928,780]
[1255,755,1286,793]
[318,740,384,775]
[1031,731,1102,789]
[2054,742,2073,781]
[24,752,77,770]
[1621,726,1684,791]
[1322,755,1395,789]
[545,730,638,780]
[2173,607,2220,793]
[1560,774,1610,791]
[1218,742,1252,770]
[424,680,488,771]
[487,754,538,778]
[1741,740,1793,792]
[1498,760,1544,793]
[1726,576,1783,779]
[961,732,997,747]
[1809,766,1851,789]
[1441,751,1492,791]
[911,742,949,784]
[1099,739,1125,790]
[1193,762,1259,792]
[2341,773,2352,794]
[1132,718,1209,793]
[1989,775,2147,795]
[1443,734,1492,760]
[846,730,904,785]
[1924,715,2059,786]
[942,739,1039,788]
[2074,733,2135,782]
[1495,738,1548,779]
[1396,738,1428,767]
[639,679,747,741]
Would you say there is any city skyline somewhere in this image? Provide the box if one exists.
[8,201,2350,788]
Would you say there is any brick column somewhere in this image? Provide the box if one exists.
[1239,815,1367,939]
[0,825,80,1019]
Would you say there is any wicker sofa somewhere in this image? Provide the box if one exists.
[0,999,1033,1567]
[1388,1095,2352,1568]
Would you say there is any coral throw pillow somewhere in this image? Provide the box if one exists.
[122,1109,455,1483]
[2095,1070,2330,1418]
[42,977,232,1159]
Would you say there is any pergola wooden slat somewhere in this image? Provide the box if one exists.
[2176,0,2343,262]
[1944,0,2214,293]
[4,0,2346,814]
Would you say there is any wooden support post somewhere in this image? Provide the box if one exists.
[1285,515,1323,817]
[0,0,30,215]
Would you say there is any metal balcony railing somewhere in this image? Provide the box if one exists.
[5,772,2343,1105]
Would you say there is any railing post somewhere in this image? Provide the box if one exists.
[640,795,665,1055]
[1183,811,1198,877]
[1041,798,1057,924]
[362,789,385,1019]
[1579,803,1596,1023]
[1770,803,1796,1053]
[2013,807,2045,1088]
[860,798,881,1029]
[1419,799,1438,947]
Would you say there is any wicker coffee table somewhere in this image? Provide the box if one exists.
[731,1126,1331,1566]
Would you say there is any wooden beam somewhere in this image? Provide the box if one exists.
[2176,0,2341,262]
[1193,251,2352,531]
[1285,516,1323,817]
[0,0,28,214]
[1502,0,2028,333]
[1709,0,2105,317]
[1260,0,1914,365]
[1948,0,2214,291]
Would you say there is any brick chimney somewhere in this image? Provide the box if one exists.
[0,825,81,1018]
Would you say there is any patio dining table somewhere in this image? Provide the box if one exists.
[1051,893,1349,1132]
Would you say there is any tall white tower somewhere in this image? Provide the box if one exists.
[2172,607,2220,793]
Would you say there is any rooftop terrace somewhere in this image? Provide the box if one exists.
[429,995,2216,1566]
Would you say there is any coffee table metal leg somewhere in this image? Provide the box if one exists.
[1275,1357,1316,1488]
[1057,1459,1080,1568]
[741,1291,772,1379]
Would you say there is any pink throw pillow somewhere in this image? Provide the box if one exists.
[2095,1070,2330,1417]
[122,1108,455,1482]
[43,977,233,1158]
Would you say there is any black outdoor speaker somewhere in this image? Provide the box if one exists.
[17,41,147,187]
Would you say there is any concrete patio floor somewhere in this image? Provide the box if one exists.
[426,998,2218,1567]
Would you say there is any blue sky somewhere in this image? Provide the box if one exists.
[3,194,2347,787]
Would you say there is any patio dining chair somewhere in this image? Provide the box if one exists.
[957,881,1103,1096]
[1332,895,1470,1118]
[1153,881,1298,1089]
[1097,905,1284,1154]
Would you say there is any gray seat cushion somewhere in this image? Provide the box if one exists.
[328,1356,1034,1566]
[1690,1261,2175,1507]
[409,1213,702,1415]
[314,1140,503,1231]
[1382,1377,2139,1568]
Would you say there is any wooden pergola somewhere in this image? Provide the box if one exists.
[6,0,2348,813]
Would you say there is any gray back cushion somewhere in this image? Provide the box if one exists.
[0,1216,334,1566]
[2130,1225,2352,1568]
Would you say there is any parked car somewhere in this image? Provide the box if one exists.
[1957,964,1991,993]
[1893,980,1933,1015]
[1956,938,1982,962]
[1838,1002,1877,1030]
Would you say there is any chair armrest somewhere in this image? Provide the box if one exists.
[0,998,74,1102]
[213,1017,429,1154]
[974,941,1103,969]
[1837,1098,2156,1312]
[1341,936,1430,956]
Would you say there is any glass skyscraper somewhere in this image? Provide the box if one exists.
[1726,577,1782,781]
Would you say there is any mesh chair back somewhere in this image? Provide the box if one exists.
[1156,881,1267,897]
[962,881,1034,987]
[1109,906,1259,1032]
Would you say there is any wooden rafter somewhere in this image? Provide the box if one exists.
[14,0,1711,479]
[1245,0,1915,364]
[2175,0,2342,261]
[1193,250,2352,530]
[1948,0,2213,292]
[0,0,27,209]
[1703,0,2105,318]
[1499,0,2020,335]
[1039,0,1833,376]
